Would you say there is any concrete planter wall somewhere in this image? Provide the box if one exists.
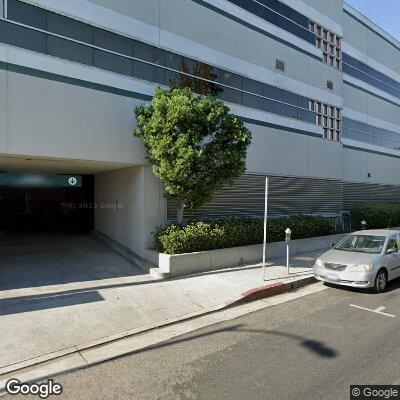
[156,233,347,278]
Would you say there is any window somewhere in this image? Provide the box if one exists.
[132,59,164,85]
[7,0,47,30]
[93,28,132,56]
[219,70,243,90]
[133,40,166,68]
[0,20,46,53]
[310,20,342,70]
[47,36,93,66]
[0,1,317,124]
[47,12,93,44]
[227,0,315,44]
[342,118,400,151]
[219,87,243,104]
[343,53,400,100]
[94,49,132,76]
[243,92,263,110]
[0,0,4,18]
[312,99,342,141]
[165,53,194,75]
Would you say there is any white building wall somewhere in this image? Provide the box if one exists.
[0,65,147,165]
[94,165,166,257]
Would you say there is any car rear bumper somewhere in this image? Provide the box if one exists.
[313,267,376,288]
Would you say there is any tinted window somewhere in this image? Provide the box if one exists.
[93,28,132,56]
[165,69,184,87]
[243,77,262,95]
[47,36,93,66]
[133,40,165,67]
[344,52,400,100]
[94,49,132,76]
[132,60,164,85]
[219,70,242,90]
[47,12,93,44]
[165,52,195,75]
[297,95,309,109]
[297,109,315,123]
[193,62,219,82]
[219,87,243,104]
[0,20,46,53]
[243,93,263,110]
[8,0,47,30]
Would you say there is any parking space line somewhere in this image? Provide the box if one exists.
[350,304,395,318]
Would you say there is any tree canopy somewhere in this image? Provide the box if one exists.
[134,87,252,223]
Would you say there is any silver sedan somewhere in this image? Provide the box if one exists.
[314,229,400,293]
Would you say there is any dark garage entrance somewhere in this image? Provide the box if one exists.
[0,173,94,234]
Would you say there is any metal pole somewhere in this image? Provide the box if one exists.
[262,177,268,281]
[286,243,289,275]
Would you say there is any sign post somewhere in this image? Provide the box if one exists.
[262,177,268,281]
[285,228,292,275]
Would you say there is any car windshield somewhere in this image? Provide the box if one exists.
[334,234,386,254]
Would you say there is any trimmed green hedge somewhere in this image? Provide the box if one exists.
[154,215,336,254]
[351,204,400,230]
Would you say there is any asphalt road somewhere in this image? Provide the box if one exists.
[5,280,400,400]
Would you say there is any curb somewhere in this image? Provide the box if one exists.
[225,276,317,307]
[0,275,316,378]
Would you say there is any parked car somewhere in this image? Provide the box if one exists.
[314,229,400,293]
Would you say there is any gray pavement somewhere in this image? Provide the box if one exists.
[0,232,320,373]
[4,279,400,400]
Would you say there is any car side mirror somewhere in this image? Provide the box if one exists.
[386,248,398,255]
[331,243,335,248]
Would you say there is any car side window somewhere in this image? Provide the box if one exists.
[396,234,400,250]
[387,237,398,253]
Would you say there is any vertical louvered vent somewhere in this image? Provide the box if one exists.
[327,80,334,90]
[275,59,285,72]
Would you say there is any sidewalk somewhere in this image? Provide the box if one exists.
[0,248,322,375]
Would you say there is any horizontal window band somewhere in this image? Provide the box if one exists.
[225,0,314,43]
[0,16,315,123]
[343,118,400,142]
[2,3,315,112]
[343,54,400,100]
[0,59,317,136]
[343,53,400,90]
[190,0,321,60]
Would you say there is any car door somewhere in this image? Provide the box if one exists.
[385,235,400,280]
[392,234,400,279]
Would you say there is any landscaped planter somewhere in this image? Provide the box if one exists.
[154,233,347,277]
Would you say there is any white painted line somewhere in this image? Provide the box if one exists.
[350,304,395,318]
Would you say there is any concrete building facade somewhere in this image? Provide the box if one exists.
[0,0,399,258]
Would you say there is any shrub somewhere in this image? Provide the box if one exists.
[154,215,336,254]
[351,204,400,230]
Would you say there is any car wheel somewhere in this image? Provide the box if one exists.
[374,269,388,293]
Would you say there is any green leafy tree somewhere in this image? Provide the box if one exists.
[134,87,252,223]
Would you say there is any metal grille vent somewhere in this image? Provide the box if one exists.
[275,59,285,72]
[327,80,334,90]
[167,174,343,221]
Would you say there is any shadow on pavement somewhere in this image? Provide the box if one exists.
[0,291,104,316]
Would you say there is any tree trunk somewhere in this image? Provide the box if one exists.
[177,199,186,225]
